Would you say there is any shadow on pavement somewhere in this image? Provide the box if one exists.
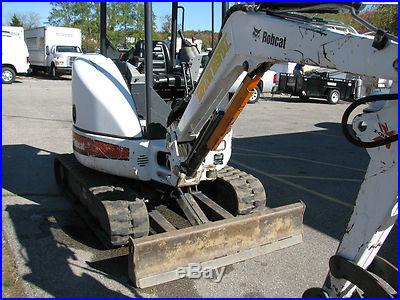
[2,144,140,297]
[22,72,71,81]
[230,121,397,264]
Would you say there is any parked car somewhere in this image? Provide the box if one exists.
[198,51,211,78]
[25,26,83,78]
[229,70,278,103]
[2,30,30,84]
[198,52,278,103]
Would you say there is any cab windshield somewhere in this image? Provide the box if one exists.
[56,46,82,53]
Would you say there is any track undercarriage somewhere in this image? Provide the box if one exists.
[54,153,304,288]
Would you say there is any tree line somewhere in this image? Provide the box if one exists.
[47,2,158,52]
[305,5,397,35]
[8,12,41,30]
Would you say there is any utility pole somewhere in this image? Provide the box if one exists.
[211,2,215,49]
[144,2,153,127]
[222,2,229,27]
[100,2,106,56]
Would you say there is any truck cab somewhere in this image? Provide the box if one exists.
[46,45,83,77]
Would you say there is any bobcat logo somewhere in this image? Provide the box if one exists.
[253,27,262,41]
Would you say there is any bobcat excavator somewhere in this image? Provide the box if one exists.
[54,2,398,296]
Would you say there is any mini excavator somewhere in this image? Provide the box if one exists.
[54,3,397,295]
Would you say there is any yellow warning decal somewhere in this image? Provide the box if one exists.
[195,33,231,101]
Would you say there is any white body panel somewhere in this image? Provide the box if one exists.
[2,26,24,40]
[72,54,142,138]
[73,128,231,185]
[271,62,296,78]
[327,88,398,297]
[25,26,82,69]
[73,129,166,182]
[71,54,232,185]
[2,33,30,74]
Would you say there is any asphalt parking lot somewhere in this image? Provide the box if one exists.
[2,75,397,297]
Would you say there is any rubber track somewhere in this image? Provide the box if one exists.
[55,155,266,247]
[54,154,149,248]
[217,165,267,215]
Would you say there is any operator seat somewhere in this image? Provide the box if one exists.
[124,40,186,95]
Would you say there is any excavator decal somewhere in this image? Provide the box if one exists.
[252,27,262,41]
[261,31,287,49]
[73,132,130,160]
[373,122,396,149]
[195,33,231,101]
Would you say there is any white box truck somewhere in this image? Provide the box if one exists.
[2,30,30,84]
[25,26,82,77]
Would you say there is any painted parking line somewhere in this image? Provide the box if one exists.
[231,159,354,209]
[232,147,366,172]
[267,174,362,182]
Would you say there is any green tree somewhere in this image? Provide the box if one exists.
[8,12,41,29]
[20,12,41,29]
[48,2,76,27]
[305,4,398,35]
[9,14,23,27]
[48,2,98,52]
[368,5,397,35]
[161,14,172,35]
[47,2,156,51]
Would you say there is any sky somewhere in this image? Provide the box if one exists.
[2,2,230,31]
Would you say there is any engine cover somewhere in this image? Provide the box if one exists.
[72,54,142,138]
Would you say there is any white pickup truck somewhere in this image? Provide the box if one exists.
[2,28,30,84]
[25,26,83,78]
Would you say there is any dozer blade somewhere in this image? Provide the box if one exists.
[129,202,304,288]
